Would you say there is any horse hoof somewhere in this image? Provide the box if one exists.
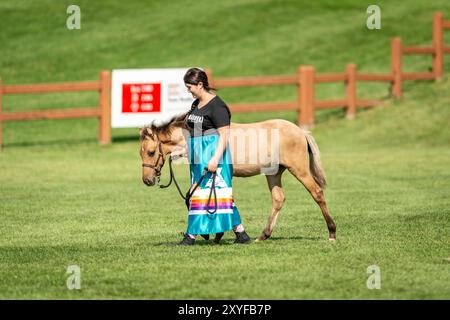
[329,238,336,242]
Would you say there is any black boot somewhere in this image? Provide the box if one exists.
[179,233,195,246]
[213,232,224,244]
[234,230,251,244]
[200,234,210,240]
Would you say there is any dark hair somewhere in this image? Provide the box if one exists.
[183,68,217,124]
[183,67,216,92]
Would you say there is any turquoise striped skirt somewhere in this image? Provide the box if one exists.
[186,134,241,235]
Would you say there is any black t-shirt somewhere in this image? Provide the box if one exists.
[186,96,231,136]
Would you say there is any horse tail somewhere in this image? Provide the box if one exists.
[304,130,327,189]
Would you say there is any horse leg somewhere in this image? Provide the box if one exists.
[288,164,336,241]
[256,168,286,241]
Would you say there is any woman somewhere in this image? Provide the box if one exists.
[179,67,250,245]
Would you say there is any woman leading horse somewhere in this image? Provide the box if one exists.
[180,68,251,245]
[139,70,336,244]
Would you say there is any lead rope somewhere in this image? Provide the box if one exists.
[159,157,186,200]
[159,156,218,214]
[205,172,217,216]
[185,169,217,215]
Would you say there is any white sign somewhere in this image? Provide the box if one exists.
[111,68,193,128]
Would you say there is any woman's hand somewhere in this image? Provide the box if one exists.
[207,157,219,172]
[170,145,187,160]
[208,126,230,173]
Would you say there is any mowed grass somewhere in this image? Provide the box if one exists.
[1,77,449,299]
[1,0,450,299]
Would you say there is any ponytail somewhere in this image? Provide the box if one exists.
[183,67,216,92]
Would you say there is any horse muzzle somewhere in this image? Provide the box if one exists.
[142,173,161,187]
[143,177,156,186]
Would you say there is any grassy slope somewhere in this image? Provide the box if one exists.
[0,0,449,299]
[1,0,450,131]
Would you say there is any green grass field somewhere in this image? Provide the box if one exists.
[1,0,450,299]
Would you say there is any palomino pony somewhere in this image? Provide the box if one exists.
[139,117,336,242]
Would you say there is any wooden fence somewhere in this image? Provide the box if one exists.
[0,70,111,149]
[207,12,450,128]
[0,12,448,148]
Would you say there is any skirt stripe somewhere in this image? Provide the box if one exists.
[186,134,242,235]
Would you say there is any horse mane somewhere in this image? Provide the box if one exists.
[141,111,189,139]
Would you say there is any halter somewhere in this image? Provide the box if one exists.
[141,139,165,177]
[141,133,217,214]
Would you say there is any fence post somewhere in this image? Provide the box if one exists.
[391,37,402,98]
[346,63,357,119]
[98,70,111,145]
[0,78,3,150]
[433,12,444,80]
[296,67,302,126]
[299,66,315,128]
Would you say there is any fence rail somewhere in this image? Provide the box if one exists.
[315,73,347,83]
[402,46,435,55]
[212,75,297,87]
[2,81,100,94]
[2,108,100,121]
[0,71,111,149]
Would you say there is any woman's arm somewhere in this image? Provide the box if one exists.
[207,125,230,172]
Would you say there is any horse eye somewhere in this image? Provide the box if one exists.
[147,151,155,157]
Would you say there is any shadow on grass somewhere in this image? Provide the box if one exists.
[2,137,98,149]
[112,135,139,143]
[153,240,234,247]
[152,235,322,247]
[268,236,322,241]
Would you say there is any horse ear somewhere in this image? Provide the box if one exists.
[139,127,154,140]
[139,127,146,140]
[145,127,154,139]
